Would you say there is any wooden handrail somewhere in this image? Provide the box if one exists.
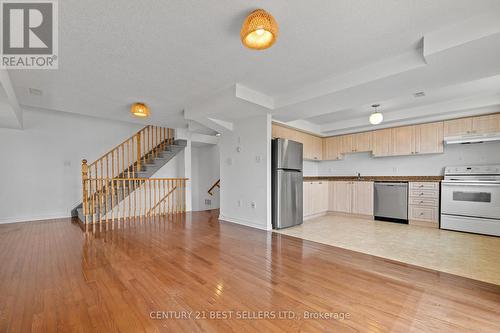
[147,186,177,215]
[208,179,220,196]
[82,177,188,226]
[85,125,174,182]
[81,125,183,228]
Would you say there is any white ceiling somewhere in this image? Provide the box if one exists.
[5,0,500,135]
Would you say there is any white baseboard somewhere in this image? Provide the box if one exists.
[218,214,271,231]
[0,212,71,224]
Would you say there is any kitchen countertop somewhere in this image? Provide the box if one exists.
[303,176,443,182]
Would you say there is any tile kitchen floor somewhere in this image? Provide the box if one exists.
[275,214,500,286]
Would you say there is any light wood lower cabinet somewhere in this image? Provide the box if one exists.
[352,181,374,215]
[328,181,374,216]
[303,181,328,218]
[408,182,440,228]
[328,181,352,213]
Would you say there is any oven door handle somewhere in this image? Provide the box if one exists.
[442,182,500,187]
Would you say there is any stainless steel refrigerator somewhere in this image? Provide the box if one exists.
[272,138,303,229]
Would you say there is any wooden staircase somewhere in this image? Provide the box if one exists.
[76,125,188,225]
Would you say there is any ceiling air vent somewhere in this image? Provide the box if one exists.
[29,88,43,96]
[414,91,426,98]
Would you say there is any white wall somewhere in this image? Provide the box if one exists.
[151,150,185,178]
[304,141,500,177]
[0,108,142,223]
[191,144,220,211]
[219,114,271,230]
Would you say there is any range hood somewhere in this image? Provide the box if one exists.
[444,132,500,145]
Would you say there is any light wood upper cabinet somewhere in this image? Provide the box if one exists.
[329,181,352,213]
[272,124,322,160]
[391,126,415,156]
[352,181,374,215]
[341,135,354,154]
[472,114,500,134]
[414,122,443,155]
[323,137,342,161]
[310,135,323,161]
[354,132,372,152]
[302,133,323,160]
[444,114,500,137]
[372,129,392,157]
[275,112,499,163]
[271,124,283,138]
[443,117,473,137]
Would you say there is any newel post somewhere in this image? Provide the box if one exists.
[81,159,88,221]
[136,133,142,171]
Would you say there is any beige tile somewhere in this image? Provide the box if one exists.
[275,214,500,285]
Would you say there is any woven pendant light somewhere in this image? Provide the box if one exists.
[241,9,278,50]
[131,103,150,118]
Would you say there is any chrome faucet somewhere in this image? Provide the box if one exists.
[357,172,361,180]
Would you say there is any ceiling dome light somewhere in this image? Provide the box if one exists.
[131,102,150,118]
[241,9,278,50]
[369,104,383,125]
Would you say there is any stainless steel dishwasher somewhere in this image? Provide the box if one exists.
[374,182,408,224]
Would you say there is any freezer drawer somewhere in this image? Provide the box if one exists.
[272,170,303,229]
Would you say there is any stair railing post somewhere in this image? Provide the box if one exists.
[82,159,88,224]
[136,133,141,173]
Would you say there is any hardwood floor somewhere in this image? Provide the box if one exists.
[1,211,500,332]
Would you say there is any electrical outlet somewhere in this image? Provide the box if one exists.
[251,201,256,209]
[205,199,212,206]
[237,200,242,207]
[255,155,261,163]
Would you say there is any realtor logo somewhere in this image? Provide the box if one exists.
[1,0,58,69]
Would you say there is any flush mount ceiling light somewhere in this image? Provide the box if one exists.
[130,102,150,118]
[240,9,278,50]
[369,104,384,125]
